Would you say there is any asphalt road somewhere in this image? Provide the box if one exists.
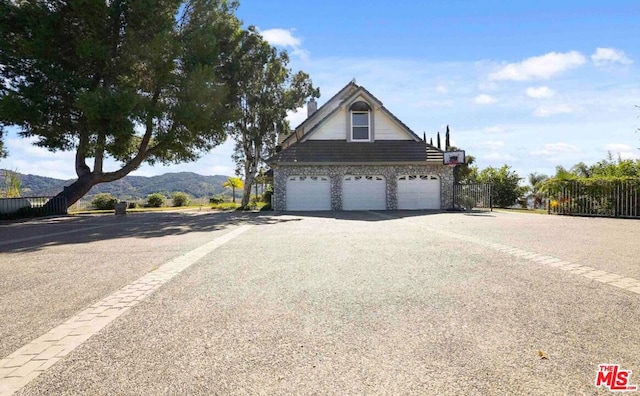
[1,210,639,395]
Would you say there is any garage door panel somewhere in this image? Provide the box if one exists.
[343,175,386,210]
[286,176,331,211]
[397,175,440,210]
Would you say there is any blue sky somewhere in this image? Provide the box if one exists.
[2,0,639,182]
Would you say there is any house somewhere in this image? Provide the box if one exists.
[266,81,454,211]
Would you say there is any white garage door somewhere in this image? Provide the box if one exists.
[286,176,331,211]
[343,175,386,210]
[397,175,440,209]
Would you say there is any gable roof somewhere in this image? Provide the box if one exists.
[267,140,444,165]
[280,81,421,148]
[280,82,358,148]
[294,81,357,131]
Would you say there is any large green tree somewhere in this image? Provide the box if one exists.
[0,0,243,207]
[476,165,526,208]
[228,27,318,209]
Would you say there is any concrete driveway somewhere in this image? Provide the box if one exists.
[1,210,639,395]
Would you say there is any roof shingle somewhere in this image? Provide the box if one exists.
[267,140,444,164]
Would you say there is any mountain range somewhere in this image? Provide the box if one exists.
[1,170,232,199]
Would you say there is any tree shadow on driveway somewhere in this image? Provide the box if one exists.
[0,209,495,253]
[274,209,497,221]
[0,210,301,253]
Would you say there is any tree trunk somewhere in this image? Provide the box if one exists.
[241,156,259,209]
[44,174,99,211]
[241,172,255,209]
[44,145,156,211]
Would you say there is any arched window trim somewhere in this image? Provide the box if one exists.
[349,100,373,142]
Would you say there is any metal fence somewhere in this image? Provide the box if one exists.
[453,184,492,211]
[0,196,68,220]
[546,180,640,218]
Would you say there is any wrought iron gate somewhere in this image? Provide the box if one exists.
[453,184,492,211]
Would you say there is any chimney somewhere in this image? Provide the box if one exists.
[307,98,317,118]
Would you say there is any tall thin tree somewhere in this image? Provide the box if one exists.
[445,125,451,150]
[228,27,318,209]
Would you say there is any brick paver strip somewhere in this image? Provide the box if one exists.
[439,229,640,295]
[0,224,253,396]
[369,211,640,298]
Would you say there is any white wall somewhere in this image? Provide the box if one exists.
[307,108,348,140]
[374,111,413,140]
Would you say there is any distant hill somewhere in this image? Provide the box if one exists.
[1,170,232,199]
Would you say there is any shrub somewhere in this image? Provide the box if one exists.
[209,195,225,204]
[250,194,262,205]
[211,202,239,211]
[259,203,272,211]
[127,202,138,209]
[262,188,273,203]
[146,193,166,208]
[172,191,190,207]
[92,193,119,210]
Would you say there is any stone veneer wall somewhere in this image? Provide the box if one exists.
[273,164,454,211]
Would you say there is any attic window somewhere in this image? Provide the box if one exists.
[350,101,371,141]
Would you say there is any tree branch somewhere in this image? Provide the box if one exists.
[97,88,161,182]
[75,132,91,178]
[93,132,105,174]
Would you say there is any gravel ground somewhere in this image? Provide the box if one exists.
[0,210,254,358]
[432,210,640,279]
[11,211,640,395]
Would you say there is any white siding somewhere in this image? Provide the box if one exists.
[307,108,347,140]
[300,93,346,135]
[374,111,413,140]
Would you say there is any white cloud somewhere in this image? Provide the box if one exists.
[260,28,309,60]
[133,138,237,177]
[604,143,634,152]
[260,28,300,47]
[526,86,555,99]
[483,126,509,134]
[477,80,500,91]
[474,94,497,105]
[489,51,586,81]
[1,152,76,179]
[591,48,633,66]
[287,106,308,128]
[435,84,449,94]
[533,104,575,117]
[476,140,505,150]
[6,136,74,160]
[412,99,455,108]
[531,143,581,157]
[483,152,515,161]
[603,143,640,159]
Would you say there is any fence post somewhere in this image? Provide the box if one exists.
[489,185,492,212]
